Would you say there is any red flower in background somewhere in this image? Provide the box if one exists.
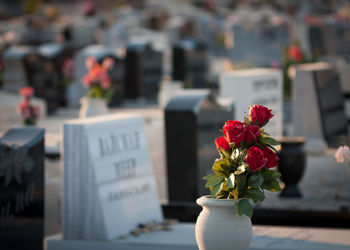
[288,44,303,62]
[82,57,114,90]
[19,87,34,99]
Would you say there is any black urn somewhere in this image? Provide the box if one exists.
[278,137,306,198]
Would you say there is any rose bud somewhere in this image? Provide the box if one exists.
[245,124,261,144]
[248,104,274,127]
[223,120,245,147]
[215,136,231,152]
[262,147,279,169]
[245,146,267,172]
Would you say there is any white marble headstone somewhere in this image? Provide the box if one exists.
[63,114,163,240]
[219,68,283,137]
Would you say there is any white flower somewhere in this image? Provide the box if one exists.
[334,146,350,163]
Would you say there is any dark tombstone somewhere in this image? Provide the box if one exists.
[309,26,326,57]
[313,68,348,146]
[2,46,34,93]
[164,90,232,220]
[293,64,348,148]
[309,23,350,58]
[172,39,209,89]
[0,127,45,250]
[27,43,67,113]
[124,42,162,99]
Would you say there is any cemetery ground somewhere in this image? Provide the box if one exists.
[6,107,348,236]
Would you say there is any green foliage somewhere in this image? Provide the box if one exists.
[261,170,282,191]
[87,85,113,102]
[234,199,253,217]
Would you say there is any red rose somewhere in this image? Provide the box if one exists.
[245,146,267,172]
[223,120,245,147]
[249,104,274,127]
[215,136,231,152]
[245,124,261,144]
[262,147,279,169]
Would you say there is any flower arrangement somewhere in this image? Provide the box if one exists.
[18,87,40,125]
[82,56,114,100]
[204,104,282,218]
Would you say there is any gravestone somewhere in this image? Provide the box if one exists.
[158,76,183,108]
[29,43,66,113]
[69,45,124,107]
[63,114,163,240]
[172,39,209,89]
[2,46,34,92]
[124,42,163,99]
[219,68,283,137]
[165,90,233,205]
[231,23,289,66]
[309,23,350,57]
[0,127,45,250]
[293,63,347,147]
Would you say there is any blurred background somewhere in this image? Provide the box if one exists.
[1,0,350,243]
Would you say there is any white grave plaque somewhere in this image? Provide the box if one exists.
[219,68,283,137]
[63,114,163,240]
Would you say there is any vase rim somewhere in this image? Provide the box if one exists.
[196,195,235,207]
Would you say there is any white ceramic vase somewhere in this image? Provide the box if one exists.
[195,196,252,250]
[79,97,109,119]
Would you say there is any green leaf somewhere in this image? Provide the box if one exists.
[245,188,265,202]
[236,199,253,218]
[263,170,281,181]
[248,173,264,188]
[264,136,281,146]
[261,179,281,192]
[212,160,228,177]
[203,174,215,180]
[205,175,224,188]
[221,150,231,160]
[236,174,247,195]
[226,173,235,189]
[211,181,224,197]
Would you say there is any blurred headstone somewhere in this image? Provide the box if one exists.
[63,114,163,240]
[2,46,34,92]
[124,42,163,99]
[165,90,233,204]
[29,43,66,113]
[172,39,209,88]
[0,127,45,250]
[219,68,283,137]
[231,23,289,67]
[293,63,347,147]
[158,76,183,108]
